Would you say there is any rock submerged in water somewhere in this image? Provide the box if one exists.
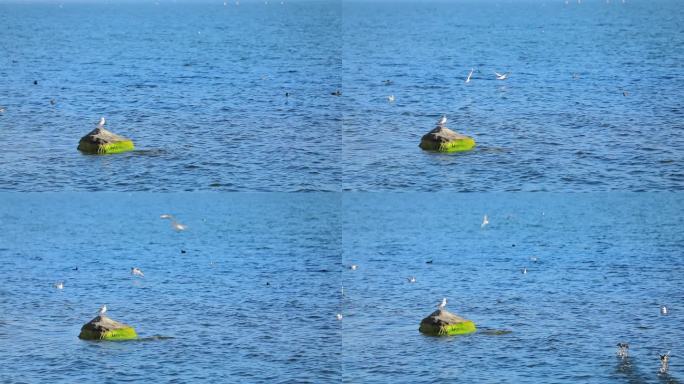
[419,126,475,153]
[419,309,476,336]
[78,315,138,341]
[77,127,135,154]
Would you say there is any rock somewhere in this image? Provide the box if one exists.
[419,126,475,153]
[78,315,138,341]
[419,309,477,336]
[77,127,135,154]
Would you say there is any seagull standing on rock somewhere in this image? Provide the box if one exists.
[437,115,447,127]
[98,305,107,316]
[438,297,447,310]
[97,117,105,128]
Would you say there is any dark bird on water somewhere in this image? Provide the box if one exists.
[33,80,38,85]
[331,90,341,96]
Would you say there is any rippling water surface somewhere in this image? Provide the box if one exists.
[0,1,682,191]
[342,0,684,191]
[342,193,683,383]
[0,193,341,383]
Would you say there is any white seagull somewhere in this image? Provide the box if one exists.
[97,117,105,128]
[407,276,417,283]
[171,221,187,231]
[438,297,447,310]
[660,305,668,315]
[53,281,64,290]
[98,304,107,316]
[495,72,509,80]
[387,95,395,103]
[131,267,145,277]
[160,214,174,219]
[349,264,358,271]
[437,115,447,127]
[465,68,474,83]
[481,214,489,228]
[336,313,343,320]
[522,267,528,274]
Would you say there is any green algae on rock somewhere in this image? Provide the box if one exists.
[77,127,135,154]
[419,126,475,153]
[78,315,138,341]
[419,309,476,336]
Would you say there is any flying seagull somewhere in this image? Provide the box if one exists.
[495,72,509,80]
[481,214,489,228]
[465,68,474,83]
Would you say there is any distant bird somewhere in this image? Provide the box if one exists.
[438,297,447,310]
[426,259,433,264]
[97,117,105,128]
[660,352,670,374]
[407,276,417,283]
[171,221,187,231]
[181,249,187,254]
[349,264,358,271]
[336,313,343,320]
[383,79,393,85]
[495,72,509,80]
[616,343,629,358]
[72,267,78,271]
[160,214,174,219]
[572,73,580,80]
[481,214,489,228]
[331,90,341,96]
[387,95,395,103]
[660,305,668,315]
[530,256,539,263]
[98,305,107,316]
[0,107,5,113]
[285,92,289,97]
[131,267,144,277]
[50,99,56,105]
[33,80,38,85]
[437,115,447,127]
[622,91,629,97]
[465,68,474,83]
[53,281,64,290]
[521,267,528,274]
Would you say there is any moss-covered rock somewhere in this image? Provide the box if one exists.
[77,127,135,154]
[419,309,476,336]
[419,126,475,153]
[78,315,138,341]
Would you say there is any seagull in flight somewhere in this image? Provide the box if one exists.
[160,214,174,219]
[481,214,489,228]
[438,297,447,310]
[98,304,107,316]
[437,115,447,127]
[97,117,105,128]
[131,267,144,277]
[495,72,509,80]
[171,221,187,231]
[465,68,474,83]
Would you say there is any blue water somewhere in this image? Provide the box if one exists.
[0,193,341,383]
[0,193,682,382]
[341,193,683,383]
[0,0,682,192]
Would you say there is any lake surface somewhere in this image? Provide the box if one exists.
[341,193,683,383]
[0,193,341,383]
[0,193,682,383]
[0,1,682,191]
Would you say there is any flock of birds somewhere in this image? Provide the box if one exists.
[385,69,510,105]
[337,213,675,375]
[53,214,187,318]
